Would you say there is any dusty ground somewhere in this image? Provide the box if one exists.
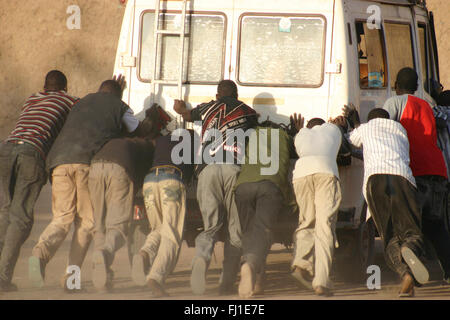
[0,0,449,139]
[1,183,449,301]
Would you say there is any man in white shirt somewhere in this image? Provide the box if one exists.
[290,116,343,297]
[344,107,429,297]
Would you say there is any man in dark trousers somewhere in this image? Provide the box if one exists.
[383,68,450,282]
[342,107,429,297]
[234,120,297,298]
[0,70,78,292]
[173,80,258,295]
[29,76,142,290]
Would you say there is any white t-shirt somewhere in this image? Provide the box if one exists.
[293,123,342,180]
[122,108,139,133]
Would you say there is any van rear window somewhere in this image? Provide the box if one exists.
[238,15,326,87]
[139,12,226,84]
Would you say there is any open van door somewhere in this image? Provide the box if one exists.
[428,11,443,101]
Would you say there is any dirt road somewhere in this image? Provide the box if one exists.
[1,183,449,301]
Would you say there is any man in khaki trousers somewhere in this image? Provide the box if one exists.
[290,115,346,297]
[29,77,141,290]
[131,130,194,298]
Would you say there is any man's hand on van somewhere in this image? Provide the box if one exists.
[342,104,360,128]
[113,74,126,93]
[290,113,304,134]
[173,99,192,122]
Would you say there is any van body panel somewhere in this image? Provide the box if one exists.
[114,0,437,228]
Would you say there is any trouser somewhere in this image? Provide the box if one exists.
[292,173,341,289]
[366,174,425,278]
[235,180,283,274]
[195,164,242,286]
[88,162,134,267]
[140,170,186,285]
[415,175,450,277]
[32,164,94,269]
[0,142,47,283]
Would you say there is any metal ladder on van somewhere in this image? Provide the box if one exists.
[150,0,189,128]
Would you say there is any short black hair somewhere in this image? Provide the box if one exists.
[44,70,67,91]
[217,80,238,99]
[368,108,390,121]
[438,90,450,107]
[307,118,325,129]
[396,67,418,92]
[98,80,122,98]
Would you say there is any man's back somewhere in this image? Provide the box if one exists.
[7,91,78,159]
[384,94,447,178]
[46,92,128,171]
[293,123,341,180]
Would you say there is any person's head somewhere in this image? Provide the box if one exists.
[98,80,123,99]
[306,118,325,129]
[217,80,238,100]
[395,67,418,95]
[367,108,390,121]
[438,90,450,107]
[44,70,67,92]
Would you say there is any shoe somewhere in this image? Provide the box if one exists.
[92,250,109,291]
[291,267,313,290]
[191,257,207,295]
[132,251,149,287]
[0,280,18,292]
[238,263,255,299]
[398,272,415,298]
[29,256,45,288]
[314,286,333,297]
[148,279,169,298]
[401,247,429,285]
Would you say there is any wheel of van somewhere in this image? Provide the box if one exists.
[127,220,151,265]
[341,218,376,283]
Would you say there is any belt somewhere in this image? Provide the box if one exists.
[150,165,183,179]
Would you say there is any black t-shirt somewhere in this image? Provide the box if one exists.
[92,137,154,187]
[152,133,195,184]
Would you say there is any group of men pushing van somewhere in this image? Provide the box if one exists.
[0,67,449,298]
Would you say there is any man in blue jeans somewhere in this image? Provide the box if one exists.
[0,71,78,291]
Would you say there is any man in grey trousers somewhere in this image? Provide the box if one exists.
[174,80,258,295]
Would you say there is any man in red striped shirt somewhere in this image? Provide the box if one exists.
[0,70,78,291]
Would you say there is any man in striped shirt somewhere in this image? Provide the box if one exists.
[0,70,78,291]
[342,107,429,297]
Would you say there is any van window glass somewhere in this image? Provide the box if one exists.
[355,22,386,88]
[384,22,416,88]
[418,24,429,93]
[140,12,225,83]
[238,15,326,87]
